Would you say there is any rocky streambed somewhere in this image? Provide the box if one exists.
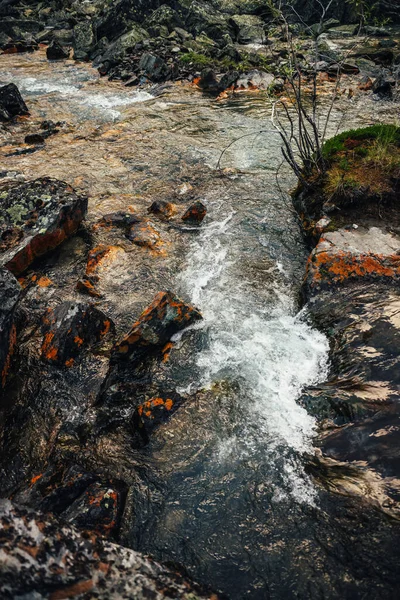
[0,46,400,600]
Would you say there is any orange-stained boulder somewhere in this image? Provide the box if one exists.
[0,178,88,275]
[181,201,207,225]
[114,291,201,363]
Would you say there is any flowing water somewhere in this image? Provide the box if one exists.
[2,50,398,599]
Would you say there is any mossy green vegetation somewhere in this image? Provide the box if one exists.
[320,124,400,202]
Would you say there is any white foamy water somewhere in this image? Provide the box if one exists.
[178,207,329,504]
[3,74,152,119]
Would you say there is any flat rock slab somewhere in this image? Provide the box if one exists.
[307,227,400,289]
[0,499,221,600]
[0,178,88,275]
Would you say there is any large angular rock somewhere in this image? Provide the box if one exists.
[0,500,222,600]
[0,178,88,275]
[114,291,202,363]
[229,14,267,44]
[0,83,29,121]
[0,268,20,390]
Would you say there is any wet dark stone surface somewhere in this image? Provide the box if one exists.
[0,268,20,390]
[0,82,28,121]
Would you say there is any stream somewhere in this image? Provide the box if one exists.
[1,50,398,599]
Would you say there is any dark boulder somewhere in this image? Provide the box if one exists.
[373,74,395,98]
[0,500,222,599]
[182,200,207,224]
[41,301,114,367]
[198,68,220,93]
[113,290,202,363]
[0,178,88,276]
[0,83,28,121]
[24,133,45,145]
[46,40,69,60]
[0,268,20,390]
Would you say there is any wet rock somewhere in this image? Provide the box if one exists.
[148,199,176,220]
[0,83,28,121]
[0,268,20,390]
[41,301,114,367]
[128,221,160,248]
[61,481,123,536]
[114,291,202,363]
[77,244,122,298]
[0,178,88,276]
[1,39,38,54]
[133,393,184,441]
[182,201,207,224]
[46,39,69,60]
[24,133,45,145]
[0,500,221,600]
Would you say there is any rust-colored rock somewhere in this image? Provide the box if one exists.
[0,178,88,276]
[114,291,202,362]
[306,227,400,291]
[148,200,176,220]
[77,245,122,298]
[182,201,207,224]
[41,301,114,366]
[0,269,20,390]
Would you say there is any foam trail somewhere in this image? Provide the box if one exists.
[178,206,329,504]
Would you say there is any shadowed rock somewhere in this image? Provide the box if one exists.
[46,40,69,60]
[0,268,20,390]
[0,178,88,275]
[0,83,28,121]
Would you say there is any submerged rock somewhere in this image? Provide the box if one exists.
[0,83,28,121]
[0,178,88,275]
[0,499,222,600]
[0,268,20,391]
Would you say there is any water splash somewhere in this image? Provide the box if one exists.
[1,73,152,120]
[178,206,329,504]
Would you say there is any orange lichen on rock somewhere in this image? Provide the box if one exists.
[137,397,174,420]
[309,250,400,286]
[30,473,43,486]
[1,324,17,387]
[41,331,58,361]
[36,276,53,288]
